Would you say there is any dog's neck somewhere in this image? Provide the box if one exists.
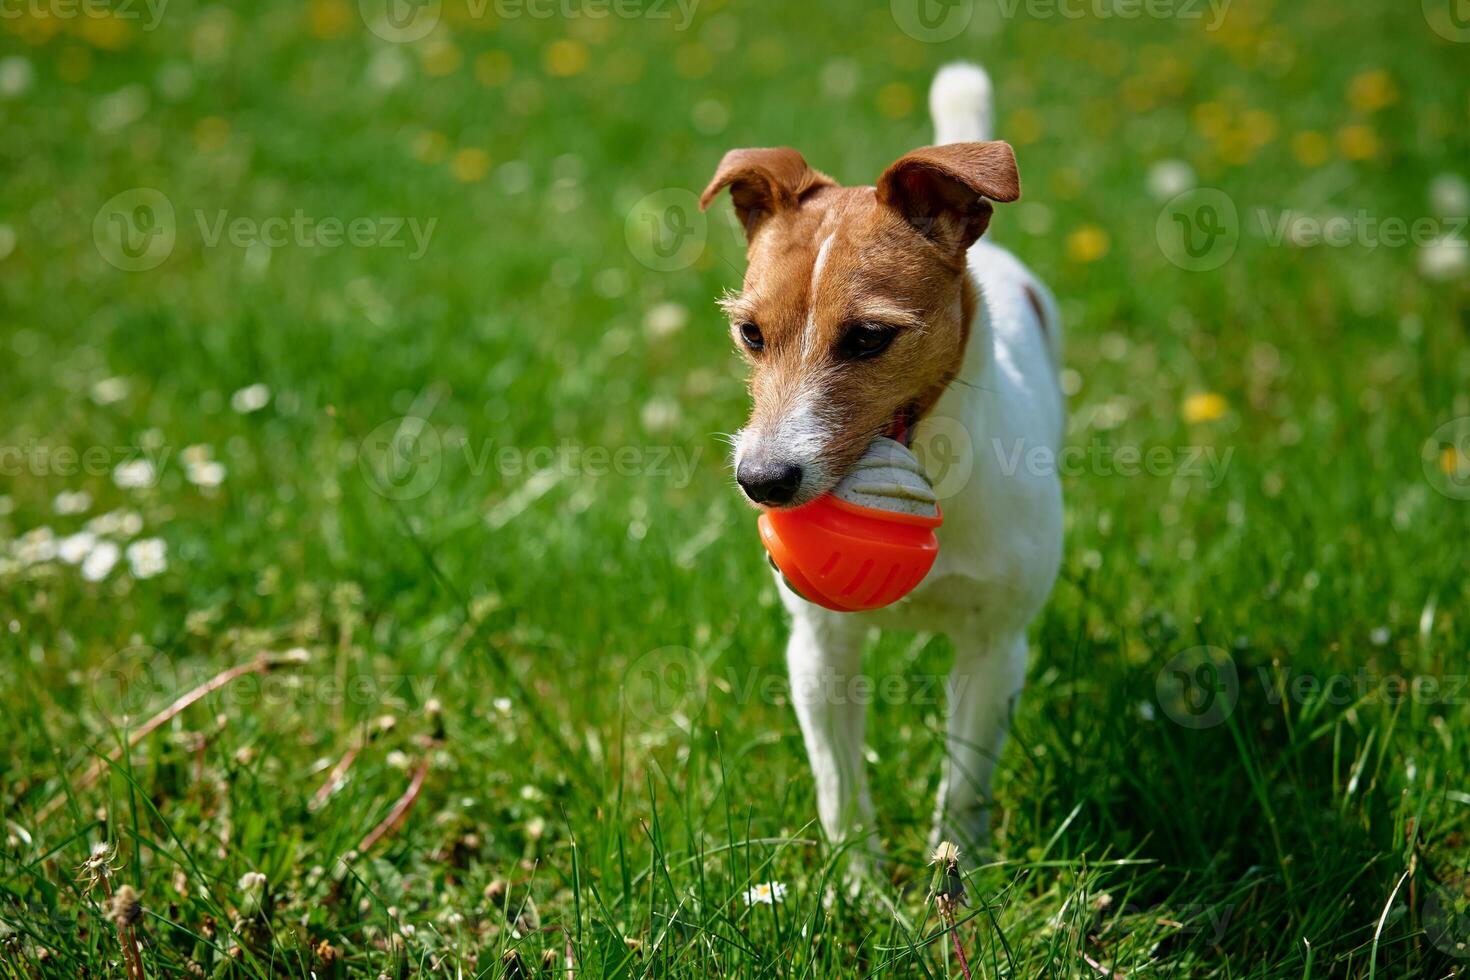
[927,270,996,428]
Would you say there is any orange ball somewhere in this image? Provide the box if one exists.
[758,494,942,613]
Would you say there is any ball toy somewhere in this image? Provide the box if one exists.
[758,436,942,612]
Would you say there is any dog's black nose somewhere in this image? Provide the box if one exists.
[737,459,802,506]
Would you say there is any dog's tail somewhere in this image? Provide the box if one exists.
[930,62,994,145]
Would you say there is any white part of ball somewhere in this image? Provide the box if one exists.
[829,437,939,519]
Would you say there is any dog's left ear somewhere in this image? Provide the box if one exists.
[700,147,833,240]
[877,142,1021,256]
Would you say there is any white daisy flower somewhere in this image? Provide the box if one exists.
[238,871,267,914]
[1429,173,1469,217]
[15,527,57,565]
[820,59,860,99]
[53,490,93,515]
[90,377,130,405]
[81,540,121,581]
[187,459,226,488]
[57,531,98,565]
[125,538,168,579]
[743,881,787,906]
[1419,236,1468,281]
[643,301,688,339]
[0,55,34,99]
[1147,159,1196,201]
[640,396,680,434]
[113,459,157,489]
[88,510,143,537]
[230,383,271,414]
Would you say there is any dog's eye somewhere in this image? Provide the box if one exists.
[838,322,898,360]
[738,322,764,352]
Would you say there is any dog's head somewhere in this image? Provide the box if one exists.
[701,143,1019,508]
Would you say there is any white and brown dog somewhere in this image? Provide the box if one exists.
[701,63,1064,868]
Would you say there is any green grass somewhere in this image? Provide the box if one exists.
[2,0,1470,975]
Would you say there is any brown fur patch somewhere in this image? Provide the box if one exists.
[1023,284,1049,346]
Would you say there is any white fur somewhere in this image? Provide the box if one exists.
[780,63,1064,867]
[802,232,837,359]
[930,62,994,145]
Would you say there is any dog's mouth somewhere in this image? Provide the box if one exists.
[885,401,921,447]
[742,401,925,510]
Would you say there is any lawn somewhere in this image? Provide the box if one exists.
[2,0,1469,975]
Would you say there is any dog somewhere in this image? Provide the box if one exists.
[701,62,1064,871]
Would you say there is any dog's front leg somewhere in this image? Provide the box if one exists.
[782,598,881,876]
[931,632,1028,852]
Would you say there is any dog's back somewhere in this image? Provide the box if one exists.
[880,63,1065,639]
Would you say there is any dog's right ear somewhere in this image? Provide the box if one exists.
[699,148,832,240]
[877,142,1020,257]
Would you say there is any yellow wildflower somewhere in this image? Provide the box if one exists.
[1336,124,1379,161]
[451,148,490,183]
[876,82,915,120]
[1183,393,1228,423]
[544,40,589,78]
[1067,226,1110,264]
[1347,70,1397,113]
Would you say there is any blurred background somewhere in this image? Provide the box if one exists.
[2,0,1469,975]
